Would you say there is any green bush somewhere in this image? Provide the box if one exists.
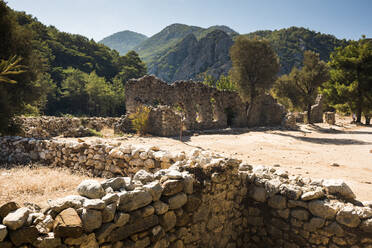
[129,106,151,135]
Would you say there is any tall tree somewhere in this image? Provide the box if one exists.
[229,36,279,104]
[322,37,372,124]
[274,51,329,123]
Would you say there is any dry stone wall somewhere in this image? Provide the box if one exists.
[1,136,372,247]
[15,116,120,138]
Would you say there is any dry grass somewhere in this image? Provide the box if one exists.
[0,164,102,208]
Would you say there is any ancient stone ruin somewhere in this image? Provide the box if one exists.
[1,136,372,247]
[117,75,286,136]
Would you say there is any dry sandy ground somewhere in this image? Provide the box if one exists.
[113,119,372,201]
[1,116,371,207]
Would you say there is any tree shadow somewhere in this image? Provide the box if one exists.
[306,124,372,135]
[272,132,372,145]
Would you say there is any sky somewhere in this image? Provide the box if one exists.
[7,0,372,42]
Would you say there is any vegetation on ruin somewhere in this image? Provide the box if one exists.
[129,106,151,135]
[273,51,330,123]
[230,36,280,103]
[202,74,237,92]
[322,37,372,124]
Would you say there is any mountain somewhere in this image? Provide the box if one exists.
[135,25,347,82]
[244,27,348,74]
[132,23,239,82]
[99,30,148,55]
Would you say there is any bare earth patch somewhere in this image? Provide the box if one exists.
[0,165,102,208]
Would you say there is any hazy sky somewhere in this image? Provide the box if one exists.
[7,0,372,41]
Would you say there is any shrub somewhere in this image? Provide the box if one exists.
[129,106,151,135]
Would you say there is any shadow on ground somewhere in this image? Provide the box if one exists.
[272,132,372,145]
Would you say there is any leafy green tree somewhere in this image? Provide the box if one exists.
[322,37,372,124]
[274,51,329,123]
[229,36,279,103]
[0,56,26,84]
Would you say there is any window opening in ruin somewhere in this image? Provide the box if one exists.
[210,97,219,122]
[224,107,235,127]
[195,104,202,123]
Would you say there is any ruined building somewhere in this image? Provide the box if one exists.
[117,75,286,136]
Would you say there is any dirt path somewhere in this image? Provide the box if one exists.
[108,122,372,201]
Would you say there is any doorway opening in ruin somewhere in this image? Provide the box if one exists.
[195,104,203,123]
[224,107,235,127]
[210,97,219,122]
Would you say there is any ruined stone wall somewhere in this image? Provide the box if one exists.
[1,136,372,248]
[15,116,120,138]
[125,75,248,131]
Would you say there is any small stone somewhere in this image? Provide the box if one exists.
[0,224,7,242]
[102,203,116,223]
[0,202,20,219]
[301,189,324,201]
[32,232,61,248]
[360,219,372,233]
[77,180,106,199]
[153,201,169,215]
[239,163,253,171]
[118,190,153,212]
[9,226,39,246]
[83,199,105,210]
[250,186,267,202]
[331,163,340,167]
[159,211,176,232]
[268,195,287,209]
[182,173,194,194]
[167,193,188,210]
[81,209,102,232]
[2,207,29,230]
[80,233,99,248]
[336,205,361,228]
[291,209,310,221]
[47,195,86,213]
[167,170,183,179]
[102,193,119,204]
[143,181,163,201]
[322,179,356,200]
[308,200,339,219]
[115,213,130,227]
[101,177,126,191]
[133,170,154,184]
[53,208,83,238]
[162,180,184,196]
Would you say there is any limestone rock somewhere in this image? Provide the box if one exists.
[83,199,105,210]
[182,173,194,194]
[336,206,361,228]
[80,233,99,248]
[0,224,7,242]
[53,208,83,238]
[250,186,267,202]
[102,193,119,204]
[308,200,339,219]
[153,201,169,215]
[9,226,39,246]
[133,170,155,184]
[47,195,86,213]
[143,181,163,201]
[162,180,184,196]
[291,209,310,221]
[3,207,29,230]
[167,193,188,210]
[0,202,19,219]
[118,190,153,212]
[360,219,372,233]
[159,211,176,232]
[101,177,126,191]
[81,208,102,232]
[301,189,325,201]
[322,179,356,200]
[102,203,116,223]
[77,180,106,199]
[32,232,61,248]
[268,195,287,209]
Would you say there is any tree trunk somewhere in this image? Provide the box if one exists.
[307,104,312,124]
[356,68,362,123]
[366,115,371,125]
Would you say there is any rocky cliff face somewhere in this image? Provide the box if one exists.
[151,30,233,82]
